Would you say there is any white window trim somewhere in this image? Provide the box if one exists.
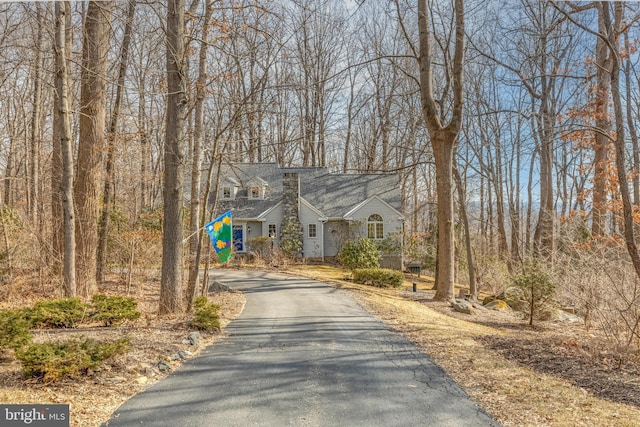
[268,223,277,239]
[248,186,263,200]
[308,223,317,238]
[367,214,384,240]
[221,185,233,200]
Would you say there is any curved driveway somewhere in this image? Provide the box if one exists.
[105,270,497,426]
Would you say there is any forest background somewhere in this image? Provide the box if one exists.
[1,0,640,356]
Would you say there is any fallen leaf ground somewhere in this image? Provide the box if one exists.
[0,273,246,427]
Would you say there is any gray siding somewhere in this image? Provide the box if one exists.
[350,198,403,240]
[299,202,323,258]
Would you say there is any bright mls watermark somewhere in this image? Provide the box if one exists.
[1,405,69,427]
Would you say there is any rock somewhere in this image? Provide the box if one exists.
[178,350,188,359]
[168,353,180,361]
[143,367,158,377]
[482,295,497,306]
[469,300,488,310]
[187,332,200,346]
[485,300,510,311]
[136,376,148,385]
[156,360,172,373]
[452,300,473,315]
[208,280,232,293]
[139,363,158,377]
[552,309,583,323]
[105,376,127,383]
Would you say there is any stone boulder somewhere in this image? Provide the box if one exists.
[451,299,474,315]
[485,299,510,311]
[208,280,232,293]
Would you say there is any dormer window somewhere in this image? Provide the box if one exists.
[249,186,261,200]
[246,176,268,200]
[220,176,239,200]
[222,186,232,200]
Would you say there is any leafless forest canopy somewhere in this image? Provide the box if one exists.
[2,0,640,343]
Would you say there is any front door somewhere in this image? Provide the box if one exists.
[232,225,245,252]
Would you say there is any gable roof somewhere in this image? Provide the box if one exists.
[246,176,269,187]
[215,163,402,220]
[343,195,405,221]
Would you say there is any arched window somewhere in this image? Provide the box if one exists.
[367,214,384,239]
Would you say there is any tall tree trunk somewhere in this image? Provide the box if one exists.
[432,134,457,299]
[75,0,114,298]
[624,31,640,207]
[186,0,213,311]
[418,0,465,302]
[55,1,76,297]
[591,2,614,237]
[97,0,136,284]
[160,0,187,315]
[139,85,149,210]
[533,97,555,260]
[51,1,72,272]
[29,2,44,224]
[604,4,640,278]
[453,166,477,298]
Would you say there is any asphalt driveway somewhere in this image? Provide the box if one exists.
[104,270,498,426]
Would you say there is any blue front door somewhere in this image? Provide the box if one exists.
[233,225,244,252]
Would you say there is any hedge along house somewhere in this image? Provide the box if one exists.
[212,163,405,269]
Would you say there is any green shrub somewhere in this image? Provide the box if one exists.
[352,268,404,288]
[190,296,221,331]
[512,262,557,325]
[16,337,130,382]
[27,298,88,328]
[338,238,380,270]
[91,294,141,326]
[0,309,32,351]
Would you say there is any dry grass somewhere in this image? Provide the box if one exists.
[288,265,640,427]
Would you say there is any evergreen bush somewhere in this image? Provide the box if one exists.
[190,296,221,331]
[26,298,88,329]
[352,268,404,288]
[91,294,141,326]
[512,262,557,325]
[16,337,130,382]
[0,309,32,351]
[338,238,380,270]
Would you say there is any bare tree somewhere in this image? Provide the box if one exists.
[51,2,73,269]
[75,0,114,298]
[54,1,76,297]
[160,0,187,315]
[97,0,137,284]
[28,3,44,224]
[591,2,615,237]
[186,0,213,310]
[602,3,640,278]
[418,0,465,302]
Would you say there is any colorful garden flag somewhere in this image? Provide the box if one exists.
[206,211,233,263]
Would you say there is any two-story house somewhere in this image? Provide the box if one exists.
[213,163,404,268]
